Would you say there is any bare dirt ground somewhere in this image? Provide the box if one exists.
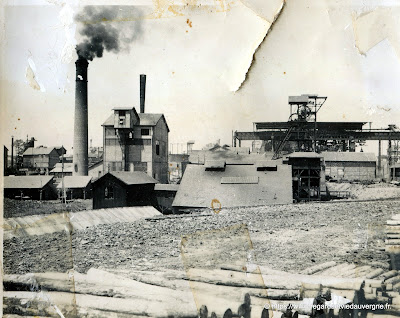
[4,199,400,275]
[3,198,92,218]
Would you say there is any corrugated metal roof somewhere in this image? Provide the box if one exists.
[221,176,259,184]
[4,206,160,239]
[287,152,323,158]
[4,176,54,189]
[154,184,179,191]
[103,171,158,185]
[172,164,292,208]
[256,161,277,168]
[23,147,57,156]
[322,152,376,162]
[56,176,92,189]
[50,163,74,173]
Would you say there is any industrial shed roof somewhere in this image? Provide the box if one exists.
[4,176,54,189]
[154,184,179,191]
[322,152,376,162]
[287,152,323,158]
[57,176,92,189]
[102,112,170,132]
[172,164,292,209]
[23,147,58,156]
[94,171,158,186]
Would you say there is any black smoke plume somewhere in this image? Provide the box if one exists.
[75,6,143,61]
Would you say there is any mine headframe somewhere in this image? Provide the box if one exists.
[272,94,327,159]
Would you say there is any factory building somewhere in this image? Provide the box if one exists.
[321,152,377,182]
[101,75,169,183]
[102,108,169,183]
[22,146,66,174]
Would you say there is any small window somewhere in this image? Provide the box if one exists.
[105,186,114,199]
[156,141,160,155]
[141,129,150,136]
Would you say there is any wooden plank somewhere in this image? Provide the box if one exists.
[301,261,337,275]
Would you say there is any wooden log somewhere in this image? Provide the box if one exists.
[250,289,301,300]
[378,270,398,281]
[387,220,400,226]
[366,269,385,279]
[352,266,374,278]
[385,275,400,285]
[385,239,400,245]
[300,261,337,276]
[335,264,357,278]
[319,263,351,276]
[4,269,197,313]
[3,291,198,318]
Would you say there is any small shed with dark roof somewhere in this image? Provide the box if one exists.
[57,176,92,199]
[4,175,57,200]
[92,171,158,209]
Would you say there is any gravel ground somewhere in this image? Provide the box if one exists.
[3,198,92,218]
[4,199,400,275]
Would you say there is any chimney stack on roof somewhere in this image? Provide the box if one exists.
[140,74,146,113]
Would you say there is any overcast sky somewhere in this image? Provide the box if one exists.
[1,0,399,155]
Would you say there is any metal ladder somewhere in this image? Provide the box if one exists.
[272,126,294,159]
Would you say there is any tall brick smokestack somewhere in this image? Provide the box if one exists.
[140,74,146,113]
[73,57,89,176]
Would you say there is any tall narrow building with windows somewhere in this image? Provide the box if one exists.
[102,107,169,183]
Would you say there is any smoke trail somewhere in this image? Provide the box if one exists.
[75,6,143,61]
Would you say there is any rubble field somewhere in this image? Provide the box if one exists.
[4,199,400,275]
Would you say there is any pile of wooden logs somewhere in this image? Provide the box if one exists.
[386,214,400,271]
[4,262,400,318]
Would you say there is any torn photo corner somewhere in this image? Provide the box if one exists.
[1,0,400,317]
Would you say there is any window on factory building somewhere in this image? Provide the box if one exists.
[105,186,114,199]
[141,128,150,136]
[118,111,126,125]
[156,141,160,155]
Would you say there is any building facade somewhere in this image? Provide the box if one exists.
[102,107,169,183]
[22,146,66,174]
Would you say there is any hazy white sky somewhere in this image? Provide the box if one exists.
[1,0,399,155]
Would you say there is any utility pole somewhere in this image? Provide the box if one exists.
[61,146,66,204]
[11,136,14,170]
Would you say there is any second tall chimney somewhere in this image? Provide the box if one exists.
[140,74,146,113]
[73,57,89,176]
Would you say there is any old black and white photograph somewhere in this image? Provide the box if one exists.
[1,0,400,317]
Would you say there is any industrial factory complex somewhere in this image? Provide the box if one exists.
[3,88,400,211]
[3,55,400,214]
